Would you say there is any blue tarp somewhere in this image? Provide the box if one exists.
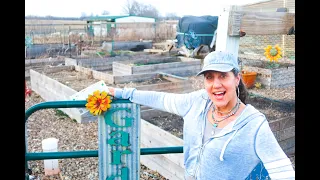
[176,15,218,49]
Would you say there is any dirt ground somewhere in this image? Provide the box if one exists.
[43,70,171,91]
[25,63,295,179]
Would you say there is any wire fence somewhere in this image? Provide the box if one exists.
[25,22,177,59]
[239,34,295,61]
[25,22,295,61]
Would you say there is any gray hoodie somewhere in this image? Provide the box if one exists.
[114,88,295,179]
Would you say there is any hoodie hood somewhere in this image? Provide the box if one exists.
[232,104,264,130]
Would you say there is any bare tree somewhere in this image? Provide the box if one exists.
[165,12,180,20]
[122,0,159,18]
[139,4,159,18]
[122,0,135,15]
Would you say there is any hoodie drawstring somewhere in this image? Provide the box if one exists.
[219,129,238,161]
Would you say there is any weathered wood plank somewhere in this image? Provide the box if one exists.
[230,9,295,35]
[144,49,167,53]
[140,151,184,180]
[141,119,184,150]
[141,119,184,170]
[159,73,187,83]
[114,73,159,84]
[136,81,194,93]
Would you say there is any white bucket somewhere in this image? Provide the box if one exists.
[41,138,60,175]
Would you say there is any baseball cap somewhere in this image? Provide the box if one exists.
[196,51,240,76]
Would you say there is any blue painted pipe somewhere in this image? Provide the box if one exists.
[26,146,183,161]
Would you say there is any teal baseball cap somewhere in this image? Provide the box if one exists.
[196,51,240,76]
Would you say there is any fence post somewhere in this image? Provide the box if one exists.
[215,5,242,59]
[68,26,72,57]
[98,102,141,180]
[100,23,102,44]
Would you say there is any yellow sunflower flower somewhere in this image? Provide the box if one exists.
[264,44,282,62]
[85,90,112,116]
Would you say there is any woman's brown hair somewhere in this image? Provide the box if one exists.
[232,69,248,104]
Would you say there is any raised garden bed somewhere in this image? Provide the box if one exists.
[42,69,193,93]
[112,56,201,77]
[66,55,196,85]
[25,57,65,79]
[42,69,100,91]
[65,54,173,71]
[66,56,132,72]
[30,68,194,123]
[240,58,295,89]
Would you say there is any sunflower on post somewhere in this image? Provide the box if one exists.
[264,44,282,69]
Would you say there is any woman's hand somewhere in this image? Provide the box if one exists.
[108,87,115,96]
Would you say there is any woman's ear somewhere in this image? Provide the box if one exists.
[236,73,241,86]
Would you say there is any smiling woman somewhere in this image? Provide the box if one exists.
[107,51,295,179]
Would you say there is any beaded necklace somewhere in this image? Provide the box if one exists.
[210,98,241,136]
[213,98,240,115]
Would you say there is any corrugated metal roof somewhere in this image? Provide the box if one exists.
[85,15,130,21]
[85,15,155,22]
[241,0,273,7]
[116,15,155,20]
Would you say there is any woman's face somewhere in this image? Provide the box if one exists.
[204,70,240,109]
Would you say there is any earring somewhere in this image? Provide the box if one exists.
[237,86,239,98]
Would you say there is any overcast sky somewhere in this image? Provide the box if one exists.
[25,0,262,17]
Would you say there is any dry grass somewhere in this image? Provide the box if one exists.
[25,19,85,25]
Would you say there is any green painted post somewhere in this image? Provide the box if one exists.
[98,103,140,180]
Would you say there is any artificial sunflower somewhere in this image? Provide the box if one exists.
[85,90,112,116]
[264,44,282,62]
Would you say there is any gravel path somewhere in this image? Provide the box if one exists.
[25,81,168,180]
